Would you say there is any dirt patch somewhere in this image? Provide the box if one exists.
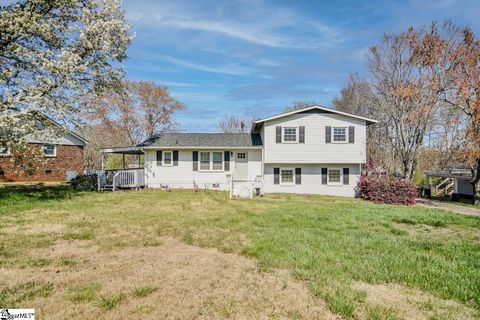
[353,281,478,320]
[2,237,336,319]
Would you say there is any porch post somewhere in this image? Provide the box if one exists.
[452,178,460,202]
[122,153,126,170]
[425,174,431,199]
[101,153,105,171]
[138,154,141,168]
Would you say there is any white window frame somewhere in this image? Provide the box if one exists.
[282,126,298,143]
[43,144,57,157]
[332,127,347,143]
[327,168,342,185]
[280,168,295,185]
[199,151,224,172]
[0,146,10,156]
[163,151,173,166]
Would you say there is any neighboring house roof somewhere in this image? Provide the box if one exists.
[139,133,263,148]
[44,116,89,145]
[252,105,378,132]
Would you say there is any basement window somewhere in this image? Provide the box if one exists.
[0,146,10,156]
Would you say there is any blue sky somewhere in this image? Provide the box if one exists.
[123,0,480,132]
[5,0,479,132]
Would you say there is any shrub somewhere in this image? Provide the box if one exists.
[70,174,97,191]
[356,175,417,205]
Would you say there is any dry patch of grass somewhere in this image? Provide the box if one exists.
[353,281,478,320]
[1,237,335,319]
[1,188,478,318]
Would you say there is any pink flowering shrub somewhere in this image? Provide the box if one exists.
[356,175,417,205]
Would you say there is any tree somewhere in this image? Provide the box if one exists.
[332,74,373,117]
[367,33,438,179]
[0,0,133,148]
[84,81,185,168]
[135,81,184,139]
[284,101,318,112]
[333,75,398,173]
[217,114,253,133]
[409,21,480,203]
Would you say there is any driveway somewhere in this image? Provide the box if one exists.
[416,199,480,217]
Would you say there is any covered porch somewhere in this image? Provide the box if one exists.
[98,146,145,191]
[425,169,474,202]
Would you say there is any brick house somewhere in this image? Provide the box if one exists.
[0,126,88,182]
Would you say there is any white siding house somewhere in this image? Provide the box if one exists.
[101,106,377,197]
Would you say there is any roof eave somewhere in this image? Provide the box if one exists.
[253,105,379,126]
[141,146,263,149]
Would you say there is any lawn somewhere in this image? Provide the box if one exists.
[1,185,479,319]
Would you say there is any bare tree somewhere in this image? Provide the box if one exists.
[135,81,185,139]
[367,33,438,179]
[333,75,397,173]
[217,114,254,133]
[332,74,373,117]
[86,81,184,144]
[284,101,319,112]
[409,21,480,203]
[83,81,185,168]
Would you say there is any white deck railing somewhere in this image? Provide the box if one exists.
[112,169,145,190]
[97,169,145,191]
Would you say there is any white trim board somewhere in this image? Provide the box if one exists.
[253,105,378,127]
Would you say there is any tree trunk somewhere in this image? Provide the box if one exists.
[472,158,480,205]
[402,159,416,180]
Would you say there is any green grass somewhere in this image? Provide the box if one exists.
[62,230,94,240]
[59,258,79,267]
[68,283,102,303]
[131,286,157,297]
[96,292,125,310]
[1,186,479,317]
[0,281,53,307]
[367,305,399,320]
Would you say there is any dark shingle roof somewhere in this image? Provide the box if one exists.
[139,133,263,148]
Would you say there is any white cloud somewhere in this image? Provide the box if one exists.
[126,0,342,49]
[157,54,254,76]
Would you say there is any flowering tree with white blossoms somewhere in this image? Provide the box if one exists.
[0,0,133,148]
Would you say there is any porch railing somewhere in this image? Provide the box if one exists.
[112,169,144,190]
[97,168,145,191]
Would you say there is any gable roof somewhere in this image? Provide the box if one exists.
[252,105,378,132]
[25,112,89,145]
[139,133,263,148]
[44,116,89,145]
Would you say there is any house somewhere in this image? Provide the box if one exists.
[0,120,88,182]
[100,106,377,197]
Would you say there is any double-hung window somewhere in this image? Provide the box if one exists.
[280,169,294,185]
[163,151,172,166]
[212,152,223,170]
[200,152,211,170]
[328,168,342,185]
[283,127,298,143]
[333,127,347,142]
[199,151,223,171]
[43,144,56,157]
